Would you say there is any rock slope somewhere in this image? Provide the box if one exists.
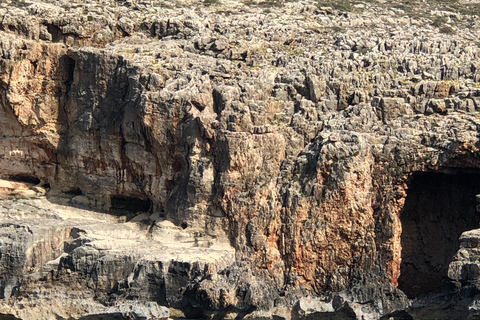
[2,0,480,319]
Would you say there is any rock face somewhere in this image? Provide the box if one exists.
[0,182,232,319]
[3,0,480,318]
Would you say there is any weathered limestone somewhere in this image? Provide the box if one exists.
[0,181,234,319]
[2,0,480,318]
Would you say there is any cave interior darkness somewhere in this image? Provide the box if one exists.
[398,170,480,299]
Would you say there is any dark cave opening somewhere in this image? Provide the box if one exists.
[110,195,152,214]
[65,187,82,196]
[8,175,41,185]
[46,24,64,43]
[398,171,480,299]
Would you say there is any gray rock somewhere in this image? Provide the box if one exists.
[3,0,480,318]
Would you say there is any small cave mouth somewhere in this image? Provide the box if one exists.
[398,171,480,298]
[8,175,41,185]
[110,195,152,214]
[64,187,82,196]
[46,24,64,43]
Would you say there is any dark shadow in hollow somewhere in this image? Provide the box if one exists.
[8,175,41,185]
[398,171,480,298]
[46,24,64,43]
[110,195,152,214]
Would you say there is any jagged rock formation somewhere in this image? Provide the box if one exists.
[3,0,480,319]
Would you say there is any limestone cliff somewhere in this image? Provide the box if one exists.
[2,0,480,319]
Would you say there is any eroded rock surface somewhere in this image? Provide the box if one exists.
[0,181,233,319]
[2,0,480,318]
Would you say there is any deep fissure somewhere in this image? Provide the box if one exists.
[398,171,480,298]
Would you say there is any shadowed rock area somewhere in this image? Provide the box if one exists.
[399,171,480,298]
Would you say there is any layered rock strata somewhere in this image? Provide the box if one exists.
[2,0,480,318]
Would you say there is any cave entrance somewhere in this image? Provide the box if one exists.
[398,171,480,298]
[110,195,152,214]
[8,175,41,185]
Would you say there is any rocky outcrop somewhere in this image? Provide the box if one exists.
[0,180,233,319]
[3,0,480,319]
